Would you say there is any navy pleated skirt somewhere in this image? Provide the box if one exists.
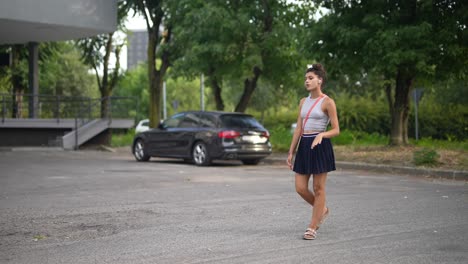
[293,133,336,175]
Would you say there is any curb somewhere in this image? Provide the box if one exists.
[0,147,64,152]
[335,161,468,181]
[262,155,468,181]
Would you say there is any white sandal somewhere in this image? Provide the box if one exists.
[303,228,317,240]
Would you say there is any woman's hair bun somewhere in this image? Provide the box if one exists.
[306,63,327,85]
[312,63,324,71]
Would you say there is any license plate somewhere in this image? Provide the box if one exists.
[242,135,267,144]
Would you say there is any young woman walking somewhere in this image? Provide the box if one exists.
[286,63,340,240]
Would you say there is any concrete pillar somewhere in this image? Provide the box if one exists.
[28,42,39,118]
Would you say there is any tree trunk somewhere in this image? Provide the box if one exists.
[389,67,414,145]
[99,33,113,118]
[147,26,170,128]
[98,32,121,145]
[136,1,170,128]
[149,70,163,128]
[148,27,159,128]
[100,34,123,119]
[12,92,23,118]
[235,66,261,112]
[208,70,224,111]
[100,89,112,118]
[100,94,112,146]
[11,45,24,118]
[234,1,271,113]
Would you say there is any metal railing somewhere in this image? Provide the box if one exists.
[1,93,138,149]
[0,93,138,122]
[72,96,138,149]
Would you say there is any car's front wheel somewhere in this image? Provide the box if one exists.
[133,139,150,162]
[192,141,211,166]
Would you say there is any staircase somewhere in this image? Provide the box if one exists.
[0,94,137,149]
[61,118,134,150]
[62,119,108,150]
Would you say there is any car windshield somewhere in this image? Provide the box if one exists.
[220,115,264,129]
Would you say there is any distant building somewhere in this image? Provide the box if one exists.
[127,30,148,69]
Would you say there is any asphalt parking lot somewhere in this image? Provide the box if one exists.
[0,149,467,264]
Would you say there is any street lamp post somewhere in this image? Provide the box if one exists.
[163,81,167,120]
[412,88,424,141]
[200,74,205,111]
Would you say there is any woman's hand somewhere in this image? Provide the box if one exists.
[287,152,293,170]
[311,133,324,149]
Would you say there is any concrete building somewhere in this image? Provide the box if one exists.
[126,30,148,69]
[0,0,117,44]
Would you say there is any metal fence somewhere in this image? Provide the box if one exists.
[0,93,138,123]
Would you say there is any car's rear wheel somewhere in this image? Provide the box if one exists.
[241,159,261,165]
[192,141,211,166]
[133,139,150,162]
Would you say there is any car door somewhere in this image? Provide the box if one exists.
[196,112,218,145]
[171,112,200,157]
[146,113,185,156]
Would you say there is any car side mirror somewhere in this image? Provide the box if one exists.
[158,122,165,130]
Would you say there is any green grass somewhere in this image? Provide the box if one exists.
[269,126,292,152]
[413,148,440,166]
[411,137,468,151]
[111,129,135,147]
[332,130,388,145]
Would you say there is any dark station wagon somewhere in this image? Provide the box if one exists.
[132,111,272,166]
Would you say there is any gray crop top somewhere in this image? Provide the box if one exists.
[301,96,329,132]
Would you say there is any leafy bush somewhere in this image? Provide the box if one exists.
[111,130,135,147]
[258,109,297,131]
[413,148,440,166]
[332,130,356,145]
[268,127,391,152]
[409,96,468,141]
[357,132,388,145]
[411,138,468,151]
[334,92,390,134]
[333,130,388,145]
[269,126,292,152]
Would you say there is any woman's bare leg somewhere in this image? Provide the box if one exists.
[309,172,327,229]
[295,173,315,206]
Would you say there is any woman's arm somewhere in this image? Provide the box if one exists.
[287,98,305,169]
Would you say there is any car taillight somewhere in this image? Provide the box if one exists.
[261,131,270,138]
[218,130,241,139]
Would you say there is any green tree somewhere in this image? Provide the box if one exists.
[0,42,80,118]
[170,0,233,111]
[172,0,309,112]
[8,45,28,118]
[40,43,98,98]
[114,63,149,121]
[305,0,467,145]
[165,77,210,115]
[75,0,128,118]
[116,63,214,121]
[124,0,183,128]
